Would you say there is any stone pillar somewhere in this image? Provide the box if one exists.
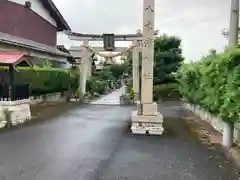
[131,0,164,135]
[80,40,89,96]
[84,43,92,80]
[132,40,140,101]
[88,57,92,79]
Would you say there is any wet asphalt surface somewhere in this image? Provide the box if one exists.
[0,90,239,180]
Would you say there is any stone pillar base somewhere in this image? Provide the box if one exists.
[131,110,164,135]
[134,93,140,103]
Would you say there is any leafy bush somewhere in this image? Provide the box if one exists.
[175,48,240,124]
[96,67,114,81]
[129,88,134,99]
[86,62,128,95]
[74,88,81,98]
[86,77,108,95]
[108,63,128,80]
[153,83,180,101]
[0,67,78,96]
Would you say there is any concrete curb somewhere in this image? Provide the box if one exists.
[183,102,240,146]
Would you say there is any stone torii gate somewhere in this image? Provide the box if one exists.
[69,45,135,96]
[66,32,142,99]
[65,0,163,135]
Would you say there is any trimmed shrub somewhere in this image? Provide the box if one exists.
[175,48,240,124]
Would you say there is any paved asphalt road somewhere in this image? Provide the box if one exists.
[90,88,122,105]
[0,90,239,180]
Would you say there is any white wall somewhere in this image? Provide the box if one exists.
[57,61,70,69]
[9,0,57,27]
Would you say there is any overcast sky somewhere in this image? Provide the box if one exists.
[54,0,230,61]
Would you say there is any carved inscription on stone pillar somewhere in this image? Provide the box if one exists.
[145,5,154,13]
[141,0,155,103]
[144,72,153,79]
[137,40,142,47]
[142,38,153,47]
[144,21,153,31]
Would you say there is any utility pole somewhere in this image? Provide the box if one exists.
[228,0,239,47]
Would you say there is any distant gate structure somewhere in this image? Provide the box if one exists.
[65,0,164,136]
[66,31,144,98]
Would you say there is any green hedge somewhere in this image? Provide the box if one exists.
[0,67,78,96]
[175,49,240,124]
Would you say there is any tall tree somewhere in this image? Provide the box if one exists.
[153,34,184,84]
